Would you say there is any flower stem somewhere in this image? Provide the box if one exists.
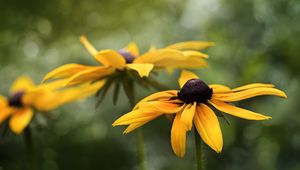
[194,129,204,170]
[23,127,37,170]
[135,128,146,170]
[123,77,147,170]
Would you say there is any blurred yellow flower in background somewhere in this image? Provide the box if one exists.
[0,76,105,134]
[113,70,287,157]
[42,36,213,87]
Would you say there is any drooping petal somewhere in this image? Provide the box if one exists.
[133,90,178,110]
[42,64,94,83]
[182,51,209,58]
[124,122,148,134]
[194,104,223,153]
[166,41,215,51]
[95,50,126,69]
[232,83,275,92]
[209,99,272,120]
[179,70,199,88]
[9,108,33,134]
[171,113,187,157]
[0,96,11,124]
[32,80,106,111]
[66,66,114,86]
[125,42,139,56]
[138,101,184,114]
[10,76,35,94]
[59,80,106,104]
[209,84,231,93]
[212,87,287,102]
[126,63,154,77]
[133,49,185,67]
[170,57,208,70]
[112,109,162,126]
[136,49,208,69]
[35,79,69,92]
[181,102,196,130]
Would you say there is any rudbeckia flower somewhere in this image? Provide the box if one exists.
[42,36,213,89]
[0,76,105,134]
[113,70,287,157]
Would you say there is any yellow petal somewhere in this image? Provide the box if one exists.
[36,79,68,91]
[58,80,106,106]
[166,41,215,51]
[0,96,11,124]
[80,35,98,56]
[126,63,154,77]
[181,102,196,130]
[182,51,209,59]
[10,76,35,94]
[139,101,184,114]
[33,80,106,111]
[232,83,275,92]
[168,56,208,69]
[9,108,33,134]
[212,87,287,102]
[125,42,139,56]
[209,84,231,93]
[95,50,126,69]
[171,113,187,157]
[133,49,185,67]
[123,122,148,134]
[209,99,272,120]
[139,49,207,69]
[42,64,94,83]
[148,44,157,52]
[66,66,114,86]
[112,109,162,126]
[179,70,199,88]
[80,36,120,66]
[133,90,178,110]
[194,104,223,153]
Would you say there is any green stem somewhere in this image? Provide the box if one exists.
[135,128,146,170]
[23,127,37,170]
[194,129,204,170]
[123,75,147,170]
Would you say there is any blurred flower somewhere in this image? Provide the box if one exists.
[42,36,213,105]
[113,70,287,157]
[0,76,105,134]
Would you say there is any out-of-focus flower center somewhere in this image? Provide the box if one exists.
[8,91,24,108]
[118,49,136,63]
[177,79,212,104]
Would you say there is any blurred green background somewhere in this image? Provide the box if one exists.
[0,0,299,169]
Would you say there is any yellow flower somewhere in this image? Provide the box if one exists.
[0,76,105,134]
[42,36,213,87]
[113,70,287,157]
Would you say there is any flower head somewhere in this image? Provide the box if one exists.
[113,70,287,157]
[42,36,213,88]
[0,76,104,134]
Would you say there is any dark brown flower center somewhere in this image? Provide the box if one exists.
[118,49,136,63]
[8,91,24,108]
[177,79,212,104]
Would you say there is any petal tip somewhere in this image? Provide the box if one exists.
[79,35,87,42]
[282,93,288,99]
[174,152,185,158]
[265,116,272,120]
